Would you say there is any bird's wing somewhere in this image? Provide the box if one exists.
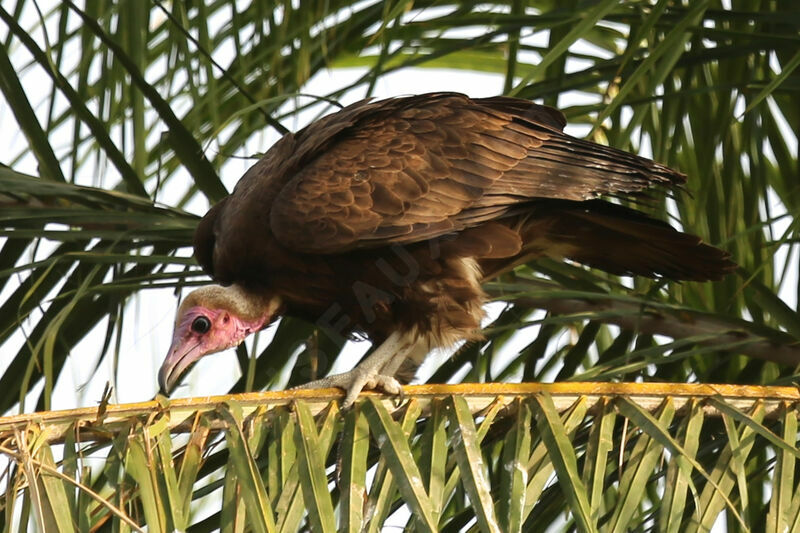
[267,93,685,254]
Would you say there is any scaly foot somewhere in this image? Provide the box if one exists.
[292,330,428,407]
[293,368,403,407]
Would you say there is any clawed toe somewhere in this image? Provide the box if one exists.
[289,331,419,407]
[343,372,402,407]
[292,370,404,407]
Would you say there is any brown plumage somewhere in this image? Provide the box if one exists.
[159,92,734,403]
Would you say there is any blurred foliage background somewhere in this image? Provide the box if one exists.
[1,0,799,530]
[1,0,798,413]
[1,0,799,410]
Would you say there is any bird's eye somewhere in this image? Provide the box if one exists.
[191,316,212,334]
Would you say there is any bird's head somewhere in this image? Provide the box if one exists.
[158,285,283,394]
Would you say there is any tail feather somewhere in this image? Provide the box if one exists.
[520,200,735,281]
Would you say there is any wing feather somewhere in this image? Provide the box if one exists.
[265,93,685,254]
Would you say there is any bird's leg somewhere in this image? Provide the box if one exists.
[293,330,427,407]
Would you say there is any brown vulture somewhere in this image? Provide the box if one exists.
[159,92,734,404]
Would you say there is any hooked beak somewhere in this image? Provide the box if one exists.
[158,339,205,395]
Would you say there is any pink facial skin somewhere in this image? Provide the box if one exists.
[158,306,268,394]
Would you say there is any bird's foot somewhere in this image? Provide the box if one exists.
[293,369,404,408]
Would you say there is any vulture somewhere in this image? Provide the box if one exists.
[159,92,734,404]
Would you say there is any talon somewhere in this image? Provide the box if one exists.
[394,385,405,407]
[290,369,404,408]
[287,330,425,407]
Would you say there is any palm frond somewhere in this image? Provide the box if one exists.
[1,385,798,531]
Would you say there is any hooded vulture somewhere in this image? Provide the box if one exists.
[159,92,734,404]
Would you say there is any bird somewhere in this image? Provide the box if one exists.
[158,92,734,404]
